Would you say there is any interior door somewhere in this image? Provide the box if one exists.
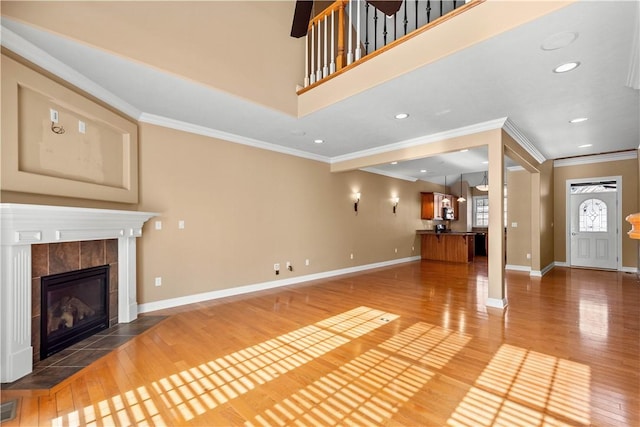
[570,192,617,269]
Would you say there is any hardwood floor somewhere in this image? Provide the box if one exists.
[1,260,638,426]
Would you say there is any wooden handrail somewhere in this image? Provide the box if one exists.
[625,213,640,239]
[298,0,483,94]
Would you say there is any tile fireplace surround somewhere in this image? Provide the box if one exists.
[0,204,156,382]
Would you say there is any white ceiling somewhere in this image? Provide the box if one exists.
[1,1,638,183]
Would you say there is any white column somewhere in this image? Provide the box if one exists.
[118,235,140,323]
[0,245,33,382]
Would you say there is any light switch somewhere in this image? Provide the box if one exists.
[155,221,162,230]
[78,120,86,134]
[178,220,185,229]
[511,222,518,228]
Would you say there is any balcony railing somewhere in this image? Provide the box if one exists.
[298,0,479,93]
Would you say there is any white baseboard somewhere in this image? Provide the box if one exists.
[486,298,508,309]
[554,261,570,268]
[530,262,555,277]
[621,266,639,273]
[138,256,421,314]
[505,264,531,272]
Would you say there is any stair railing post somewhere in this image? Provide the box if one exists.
[330,9,336,74]
[323,14,329,78]
[355,0,362,60]
[337,0,346,70]
[346,0,353,65]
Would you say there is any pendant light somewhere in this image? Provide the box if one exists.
[457,174,466,202]
[476,171,489,192]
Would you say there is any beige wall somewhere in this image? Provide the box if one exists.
[554,158,638,268]
[1,1,303,116]
[506,170,532,266]
[135,123,428,304]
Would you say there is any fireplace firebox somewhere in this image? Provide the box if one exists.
[40,265,110,359]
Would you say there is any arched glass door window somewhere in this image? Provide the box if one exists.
[579,198,607,232]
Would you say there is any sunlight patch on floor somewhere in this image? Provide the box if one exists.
[49,306,397,426]
[247,322,472,426]
[447,344,591,427]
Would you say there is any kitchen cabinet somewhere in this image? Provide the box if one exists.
[421,192,459,220]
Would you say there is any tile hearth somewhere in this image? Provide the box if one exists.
[1,316,166,391]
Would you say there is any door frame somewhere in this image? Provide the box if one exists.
[565,175,622,270]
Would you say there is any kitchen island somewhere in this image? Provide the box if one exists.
[416,230,475,263]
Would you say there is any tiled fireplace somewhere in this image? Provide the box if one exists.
[0,204,155,382]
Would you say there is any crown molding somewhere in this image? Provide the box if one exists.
[138,113,330,163]
[553,150,638,167]
[0,24,142,120]
[359,167,419,182]
[502,118,546,164]
[329,118,508,164]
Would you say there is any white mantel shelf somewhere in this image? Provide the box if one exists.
[0,203,156,382]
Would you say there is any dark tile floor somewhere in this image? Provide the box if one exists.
[1,315,166,390]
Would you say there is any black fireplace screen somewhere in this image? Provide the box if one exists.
[41,265,110,359]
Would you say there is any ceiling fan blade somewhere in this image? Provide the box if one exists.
[367,0,403,16]
[291,0,314,38]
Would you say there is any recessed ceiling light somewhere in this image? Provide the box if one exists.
[395,113,409,119]
[481,161,489,164]
[578,144,592,148]
[391,161,398,165]
[570,117,589,123]
[313,139,324,144]
[553,61,580,73]
[459,149,469,153]
[420,169,427,173]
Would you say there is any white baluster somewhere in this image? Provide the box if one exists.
[310,24,316,84]
[304,33,310,87]
[323,15,328,78]
[316,21,321,81]
[330,9,336,74]
[347,0,353,65]
[355,0,362,60]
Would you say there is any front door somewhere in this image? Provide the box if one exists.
[570,191,617,269]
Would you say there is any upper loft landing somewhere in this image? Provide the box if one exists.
[296,0,575,117]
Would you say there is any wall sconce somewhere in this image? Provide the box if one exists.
[353,192,361,213]
[392,197,399,214]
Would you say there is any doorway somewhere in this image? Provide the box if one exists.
[567,177,620,270]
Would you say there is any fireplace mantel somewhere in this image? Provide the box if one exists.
[0,203,156,382]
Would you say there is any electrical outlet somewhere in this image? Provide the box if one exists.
[305,259,310,266]
[412,246,415,251]
[274,263,280,272]
[394,248,398,253]
[526,253,531,259]
[350,253,354,260]
[286,261,293,271]
[78,120,86,134]
[155,221,162,230]
[155,277,162,287]
[178,220,185,229]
